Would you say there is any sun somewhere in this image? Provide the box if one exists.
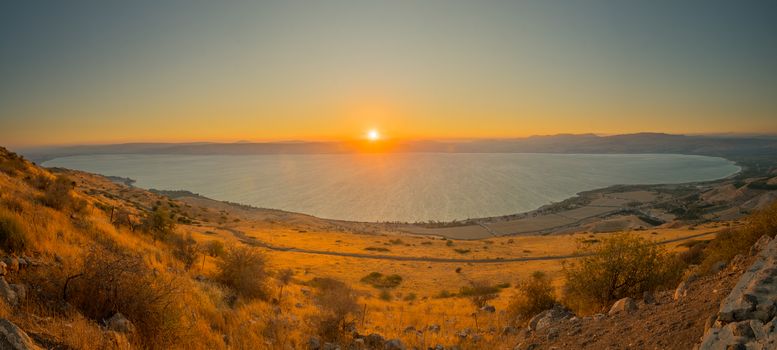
[367,129,380,141]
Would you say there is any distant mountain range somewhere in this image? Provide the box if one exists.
[19,133,777,163]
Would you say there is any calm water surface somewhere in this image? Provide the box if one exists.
[44,153,739,222]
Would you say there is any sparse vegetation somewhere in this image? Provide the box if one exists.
[459,281,500,308]
[507,271,557,324]
[216,245,269,300]
[310,277,360,343]
[360,272,403,289]
[562,233,684,314]
[0,209,27,253]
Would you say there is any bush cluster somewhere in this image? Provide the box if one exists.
[216,245,269,300]
[507,271,557,324]
[562,233,684,314]
[359,272,402,289]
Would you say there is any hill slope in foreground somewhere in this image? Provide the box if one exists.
[0,146,775,349]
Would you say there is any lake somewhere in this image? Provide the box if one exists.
[44,153,739,222]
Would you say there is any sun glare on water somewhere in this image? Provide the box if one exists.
[367,129,380,141]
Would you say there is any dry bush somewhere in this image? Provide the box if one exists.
[216,245,269,300]
[205,240,225,257]
[507,271,557,324]
[563,233,684,314]
[700,203,777,272]
[67,247,186,349]
[172,233,199,270]
[360,272,402,289]
[41,175,76,211]
[143,206,175,242]
[459,280,499,308]
[309,277,360,343]
[0,208,28,253]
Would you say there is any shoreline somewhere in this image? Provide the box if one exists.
[46,152,777,240]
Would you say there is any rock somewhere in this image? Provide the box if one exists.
[699,236,777,349]
[3,258,17,274]
[106,313,135,334]
[194,275,206,282]
[750,235,772,256]
[528,304,574,331]
[0,318,42,350]
[547,328,559,340]
[480,305,496,313]
[710,261,727,274]
[674,280,689,301]
[643,291,656,305]
[608,297,637,315]
[365,333,385,348]
[307,337,321,350]
[322,343,339,350]
[16,258,26,270]
[455,328,471,340]
[0,277,18,306]
[501,326,517,335]
[432,344,445,350]
[427,324,441,333]
[353,338,365,348]
[402,326,416,334]
[9,285,25,302]
[384,339,405,350]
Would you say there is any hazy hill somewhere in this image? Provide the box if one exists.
[20,133,777,163]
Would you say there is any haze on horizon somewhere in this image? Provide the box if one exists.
[1,1,776,148]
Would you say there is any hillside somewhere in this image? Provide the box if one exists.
[0,146,776,349]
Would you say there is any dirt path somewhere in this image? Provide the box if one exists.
[222,227,719,264]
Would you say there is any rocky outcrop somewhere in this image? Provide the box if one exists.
[608,297,637,315]
[697,235,777,349]
[528,304,574,331]
[0,318,42,350]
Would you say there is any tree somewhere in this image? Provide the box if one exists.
[144,206,175,242]
[562,233,683,314]
[277,268,294,303]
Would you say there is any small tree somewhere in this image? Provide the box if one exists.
[277,268,294,303]
[310,278,360,343]
[216,246,268,300]
[507,271,557,324]
[174,233,199,270]
[144,206,175,242]
[563,233,683,314]
[459,281,499,308]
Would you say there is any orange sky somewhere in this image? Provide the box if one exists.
[1,2,776,147]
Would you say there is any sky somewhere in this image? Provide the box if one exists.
[1,1,776,147]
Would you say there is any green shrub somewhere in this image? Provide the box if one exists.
[562,233,684,314]
[360,272,403,289]
[459,281,499,308]
[0,209,27,253]
[216,246,268,300]
[144,206,175,242]
[699,203,777,272]
[507,271,557,324]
